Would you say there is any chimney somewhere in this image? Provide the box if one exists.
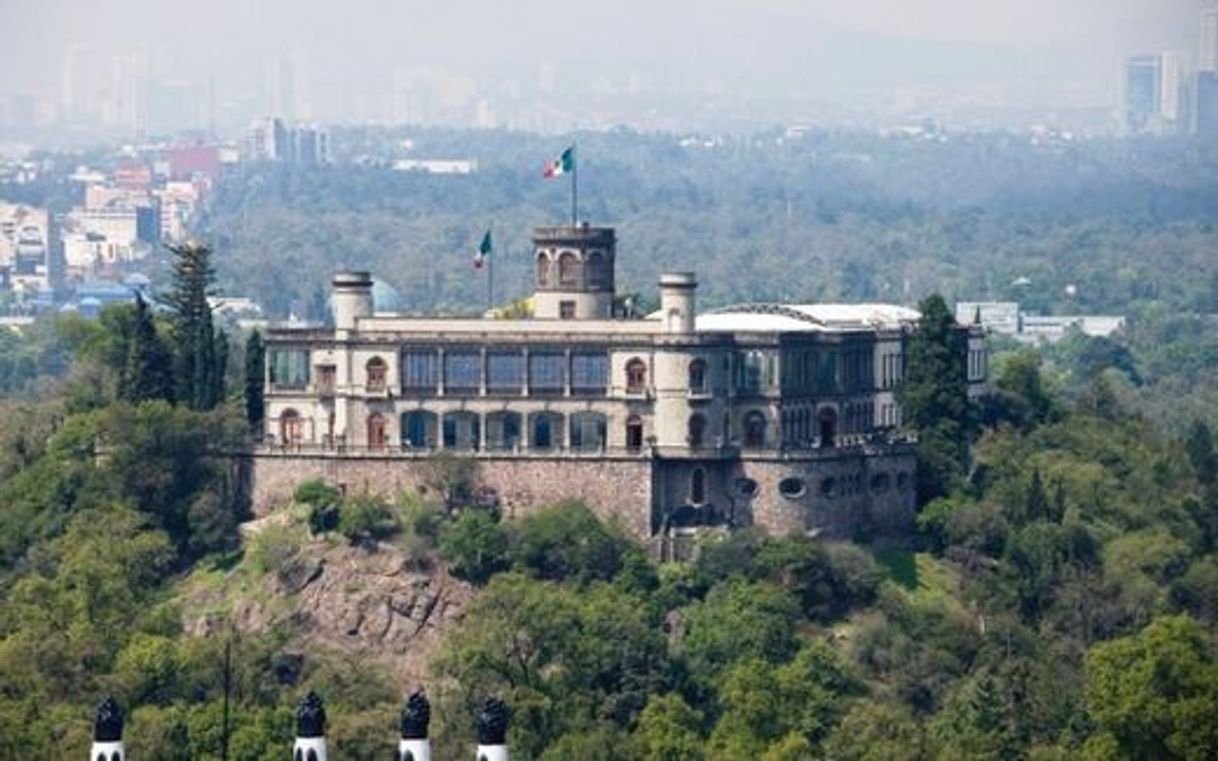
[293,691,328,761]
[475,696,509,761]
[397,690,431,761]
[91,696,125,761]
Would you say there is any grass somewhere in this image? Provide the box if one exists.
[874,547,957,604]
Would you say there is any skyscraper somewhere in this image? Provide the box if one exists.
[1126,56,1162,133]
[1201,7,1218,73]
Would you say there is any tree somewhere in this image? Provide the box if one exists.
[634,693,705,761]
[513,500,632,584]
[120,294,174,403]
[899,293,970,503]
[1185,420,1216,486]
[439,510,509,583]
[1085,614,1218,760]
[164,242,224,410]
[244,330,265,429]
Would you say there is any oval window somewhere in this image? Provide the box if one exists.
[820,477,837,497]
[871,473,890,493]
[735,477,759,498]
[778,477,806,499]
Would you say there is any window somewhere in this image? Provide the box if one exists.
[625,415,644,452]
[442,411,480,451]
[559,300,576,319]
[401,348,438,393]
[536,252,551,286]
[316,365,336,395]
[737,350,768,395]
[486,411,522,450]
[570,412,607,452]
[625,357,647,393]
[586,251,608,288]
[401,410,437,448]
[690,468,707,505]
[817,407,837,448]
[268,348,310,388]
[280,408,303,444]
[486,351,525,393]
[688,414,707,448]
[529,351,565,395]
[688,358,707,393]
[529,411,563,450]
[735,477,758,498]
[571,351,608,393]
[743,410,766,449]
[445,351,481,393]
[779,477,806,499]
[820,477,837,497]
[367,413,387,450]
[365,356,387,392]
[558,252,578,286]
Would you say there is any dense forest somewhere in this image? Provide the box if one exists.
[0,130,1216,758]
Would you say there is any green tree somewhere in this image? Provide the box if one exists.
[164,242,224,410]
[633,693,705,761]
[1085,614,1218,759]
[1185,420,1216,486]
[439,510,509,583]
[244,329,265,428]
[513,500,632,584]
[899,293,970,503]
[120,293,174,403]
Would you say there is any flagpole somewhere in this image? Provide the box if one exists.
[487,229,494,313]
[571,142,578,226]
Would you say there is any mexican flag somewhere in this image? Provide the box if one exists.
[543,146,575,178]
[474,229,492,269]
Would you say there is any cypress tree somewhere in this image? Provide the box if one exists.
[1025,467,1049,524]
[245,330,265,428]
[122,292,174,403]
[212,328,229,408]
[165,242,221,410]
[899,293,971,503]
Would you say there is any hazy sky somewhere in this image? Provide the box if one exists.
[5,0,1209,125]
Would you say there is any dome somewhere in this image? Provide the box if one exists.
[371,278,404,313]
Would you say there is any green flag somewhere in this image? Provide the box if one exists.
[474,229,492,269]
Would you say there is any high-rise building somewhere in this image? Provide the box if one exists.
[1126,53,1188,135]
[1196,72,1218,138]
[247,116,289,160]
[1201,8,1218,73]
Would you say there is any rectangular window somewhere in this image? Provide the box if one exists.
[570,351,608,394]
[401,349,438,392]
[317,365,336,395]
[268,348,309,388]
[559,300,576,319]
[486,351,525,393]
[529,351,565,395]
[445,351,482,393]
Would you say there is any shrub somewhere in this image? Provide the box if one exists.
[439,510,509,583]
[337,494,399,544]
[513,500,632,584]
[248,522,306,576]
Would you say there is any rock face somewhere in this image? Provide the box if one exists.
[185,538,474,686]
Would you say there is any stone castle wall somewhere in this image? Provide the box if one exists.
[249,453,656,539]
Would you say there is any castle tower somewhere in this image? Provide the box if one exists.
[658,272,696,335]
[653,272,709,449]
[332,271,374,333]
[397,690,431,761]
[293,691,328,761]
[475,696,510,761]
[532,224,615,320]
[90,696,124,761]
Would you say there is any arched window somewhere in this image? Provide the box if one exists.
[688,358,707,393]
[625,414,644,452]
[570,411,607,452]
[401,410,437,449]
[529,411,564,451]
[442,411,480,451]
[367,413,387,450]
[365,356,387,392]
[586,251,607,288]
[536,251,551,287]
[743,410,766,449]
[486,411,522,451]
[688,413,707,448]
[558,252,578,287]
[280,408,303,445]
[625,357,647,393]
[818,407,838,448]
[690,468,707,505]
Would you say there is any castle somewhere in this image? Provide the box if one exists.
[251,223,987,556]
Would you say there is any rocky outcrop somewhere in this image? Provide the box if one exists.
[184,538,475,686]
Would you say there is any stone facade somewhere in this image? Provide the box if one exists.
[255,222,986,555]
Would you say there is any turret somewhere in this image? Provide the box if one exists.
[294,691,328,761]
[90,696,124,761]
[332,271,374,333]
[659,272,697,334]
[532,224,615,320]
[396,690,431,761]
[475,696,510,761]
